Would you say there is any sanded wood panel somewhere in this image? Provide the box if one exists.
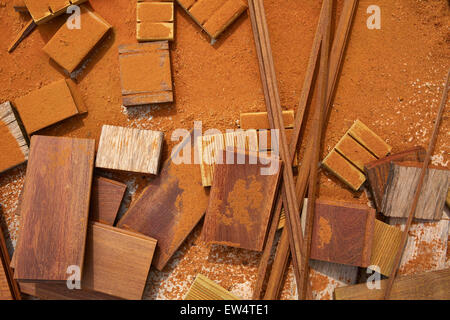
[184,274,239,300]
[90,176,127,225]
[118,130,209,271]
[202,151,281,251]
[24,0,88,25]
[382,162,449,220]
[14,135,95,282]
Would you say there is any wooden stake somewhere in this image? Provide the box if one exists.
[383,69,450,299]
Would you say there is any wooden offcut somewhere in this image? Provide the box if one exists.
[43,6,112,73]
[335,269,450,300]
[96,125,164,175]
[137,2,174,41]
[119,42,173,106]
[0,101,29,174]
[118,130,209,271]
[364,147,426,211]
[18,282,119,300]
[348,120,392,158]
[184,274,240,300]
[202,151,282,252]
[240,110,295,130]
[14,135,95,282]
[382,162,449,220]
[90,176,127,225]
[322,149,366,191]
[24,0,88,25]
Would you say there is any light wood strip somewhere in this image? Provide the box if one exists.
[184,274,240,300]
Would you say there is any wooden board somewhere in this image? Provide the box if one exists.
[240,110,295,130]
[335,134,377,171]
[90,176,127,225]
[119,42,173,106]
[364,147,426,211]
[202,151,281,251]
[184,274,240,300]
[43,6,111,73]
[96,125,164,175]
[137,2,174,41]
[177,0,247,40]
[322,149,366,191]
[13,79,86,135]
[0,101,28,174]
[24,0,88,25]
[335,268,450,300]
[19,282,119,300]
[198,129,258,187]
[309,199,375,267]
[382,162,449,220]
[13,135,95,282]
[118,130,209,271]
[348,119,392,158]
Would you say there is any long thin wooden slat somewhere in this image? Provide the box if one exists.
[383,69,450,299]
[264,0,358,299]
[8,20,37,53]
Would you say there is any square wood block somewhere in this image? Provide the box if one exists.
[137,2,174,41]
[119,42,173,106]
[43,6,111,73]
[24,0,88,25]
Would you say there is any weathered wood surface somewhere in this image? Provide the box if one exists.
[203,151,281,251]
[382,162,449,220]
[14,135,95,282]
[137,2,174,41]
[240,110,295,130]
[335,269,450,300]
[24,0,88,25]
[96,125,164,175]
[90,176,127,225]
[119,42,173,106]
[364,147,426,211]
[184,274,240,300]
[118,130,209,271]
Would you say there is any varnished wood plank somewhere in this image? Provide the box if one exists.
[382,162,449,220]
[202,151,282,251]
[335,269,450,300]
[184,274,240,300]
[364,147,426,211]
[335,134,377,171]
[96,125,164,175]
[90,176,127,225]
[119,42,173,106]
[240,110,295,130]
[322,149,366,191]
[118,130,209,271]
[347,120,392,158]
[24,0,88,25]
[14,135,95,282]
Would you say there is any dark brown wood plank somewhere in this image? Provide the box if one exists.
[90,176,127,225]
[14,135,95,282]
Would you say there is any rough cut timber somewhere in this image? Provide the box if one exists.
[90,176,127,225]
[382,162,449,220]
[309,199,375,267]
[335,268,450,300]
[24,0,88,25]
[137,2,174,41]
[184,274,240,300]
[364,147,426,211]
[118,130,209,271]
[0,101,29,174]
[43,6,112,73]
[119,42,173,106]
[202,151,282,251]
[13,135,95,282]
[198,129,258,187]
[96,125,164,175]
[240,110,295,130]
[177,0,247,40]
[322,120,392,191]
[13,79,87,135]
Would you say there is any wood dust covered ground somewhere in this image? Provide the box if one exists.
[0,0,449,299]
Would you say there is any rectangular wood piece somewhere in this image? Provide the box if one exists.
[137,2,174,41]
[90,176,127,225]
[184,274,239,300]
[347,119,392,158]
[335,134,377,171]
[322,149,366,191]
[240,110,295,130]
[24,0,88,25]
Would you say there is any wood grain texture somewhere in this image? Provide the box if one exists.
[240,110,295,130]
[119,42,173,106]
[184,274,240,300]
[347,119,392,158]
[310,199,375,267]
[202,151,281,251]
[382,162,449,220]
[96,125,164,175]
[24,0,88,25]
[322,149,366,191]
[198,129,258,187]
[118,130,209,271]
[90,176,127,225]
[364,147,426,211]
[335,269,450,300]
[14,135,95,282]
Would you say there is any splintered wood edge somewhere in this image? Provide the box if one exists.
[184,274,240,300]
[0,101,29,161]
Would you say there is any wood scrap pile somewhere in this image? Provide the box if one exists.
[0,0,449,302]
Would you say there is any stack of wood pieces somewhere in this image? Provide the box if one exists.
[184,274,240,300]
[23,0,88,25]
[322,120,392,191]
[137,0,174,42]
[13,79,87,135]
[177,0,247,41]
[0,101,29,174]
[118,42,174,106]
